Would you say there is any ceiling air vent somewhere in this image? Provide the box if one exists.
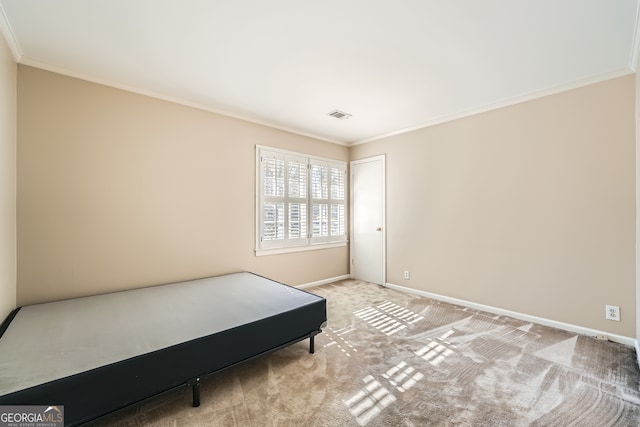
[327,109,352,120]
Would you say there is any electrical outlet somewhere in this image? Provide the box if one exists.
[605,305,620,322]
[403,271,410,280]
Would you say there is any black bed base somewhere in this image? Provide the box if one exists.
[103,328,320,425]
[0,274,327,426]
[1,317,323,426]
[187,329,319,409]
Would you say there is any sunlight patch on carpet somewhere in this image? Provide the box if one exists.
[354,301,423,335]
[415,333,457,366]
[382,361,424,392]
[344,375,396,426]
[322,325,358,357]
[534,336,578,367]
[376,301,424,324]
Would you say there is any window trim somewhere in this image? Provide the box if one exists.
[255,145,347,257]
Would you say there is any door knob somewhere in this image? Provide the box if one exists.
[376,227,382,231]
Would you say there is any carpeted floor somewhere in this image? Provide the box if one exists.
[92,279,640,426]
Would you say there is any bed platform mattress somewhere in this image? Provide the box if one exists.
[0,272,326,425]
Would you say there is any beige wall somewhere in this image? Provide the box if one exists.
[0,33,16,321]
[17,66,348,306]
[12,64,638,340]
[351,75,636,338]
[636,69,640,348]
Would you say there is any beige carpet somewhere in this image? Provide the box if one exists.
[92,279,640,426]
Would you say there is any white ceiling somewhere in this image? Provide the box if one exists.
[1,1,639,145]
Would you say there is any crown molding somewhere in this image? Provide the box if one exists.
[350,68,635,146]
[0,3,21,61]
[18,56,349,147]
[16,56,635,150]
[13,44,636,150]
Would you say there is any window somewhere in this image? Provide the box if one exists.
[256,146,347,255]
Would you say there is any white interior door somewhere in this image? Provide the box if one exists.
[350,155,385,285]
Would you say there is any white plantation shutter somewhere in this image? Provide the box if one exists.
[288,202,307,238]
[257,146,346,254]
[285,154,308,243]
[310,162,329,240]
[263,202,284,241]
[331,204,345,236]
[263,155,285,198]
[310,159,346,244]
[330,166,345,200]
[330,166,346,237]
[261,152,285,243]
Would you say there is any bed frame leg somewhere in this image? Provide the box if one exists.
[189,378,201,407]
[310,335,315,354]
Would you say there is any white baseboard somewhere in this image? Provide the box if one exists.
[297,274,351,289]
[385,282,636,347]
[635,340,640,368]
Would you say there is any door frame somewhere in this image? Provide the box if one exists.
[350,154,386,286]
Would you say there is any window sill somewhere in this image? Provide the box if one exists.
[255,241,347,257]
